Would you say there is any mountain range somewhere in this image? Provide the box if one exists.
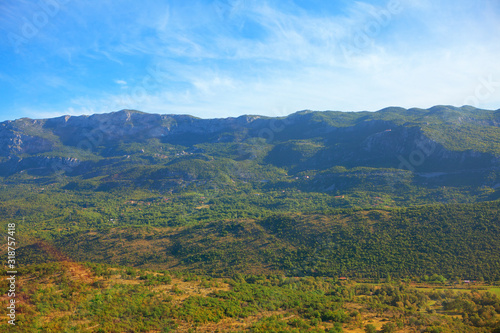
[2,105,500,280]
[1,105,500,206]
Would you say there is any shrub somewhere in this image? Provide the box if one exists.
[364,324,377,333]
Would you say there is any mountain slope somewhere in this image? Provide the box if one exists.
[1,106,499,207]
[2,105,500,282]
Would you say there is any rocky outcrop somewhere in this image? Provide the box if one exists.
[0,126,54,156]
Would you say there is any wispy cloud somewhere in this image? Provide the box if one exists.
[1,0,499,121]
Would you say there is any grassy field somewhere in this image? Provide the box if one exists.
[2,261,499,332]
[489,287,500,297]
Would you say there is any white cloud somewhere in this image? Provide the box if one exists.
[3,0,500,121]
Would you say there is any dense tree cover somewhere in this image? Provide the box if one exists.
[9,199,500,281]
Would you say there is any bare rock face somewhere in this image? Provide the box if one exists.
[0,124,54,157]
[41,110,243,146]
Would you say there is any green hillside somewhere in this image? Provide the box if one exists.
[9,199,500,280]
[1,106,500,331]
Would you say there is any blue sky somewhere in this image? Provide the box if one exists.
[0,0,499,121]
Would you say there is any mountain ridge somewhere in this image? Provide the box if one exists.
[1,105,499,207]
[2,105,499,156]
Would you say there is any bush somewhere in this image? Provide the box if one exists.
[288,318,310,329]
[326,322,344,332]
[425,327,444,333]
[381,322,397,333]
[364,324,377,333]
